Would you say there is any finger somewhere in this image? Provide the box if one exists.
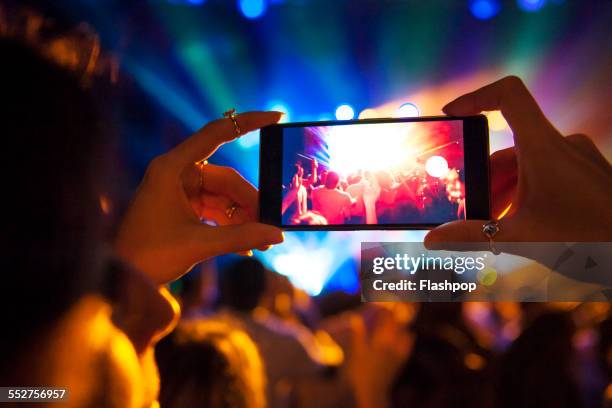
[424,218,517,250]
[256,244,274,252]
[171,111,283,166]
[202,165,259,218]
[443,76,559,153]
[490,146,517,187]
[199,207,250,226]
[196,222,284,257]
[200,193,254,223]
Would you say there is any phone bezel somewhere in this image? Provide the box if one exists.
[259,115,490,230]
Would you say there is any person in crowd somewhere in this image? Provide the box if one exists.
[1,37,283,406]
[497,311,581,408]
[178,260,218,319]
[392,303,495,408]
[156,319,266,408]
[282,164,308,221]
[211,257,337,408]
[346,172,367,223]
[311,171,356,224]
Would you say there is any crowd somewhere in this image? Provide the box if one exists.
[159,257,612,408]
[282,158,465,226]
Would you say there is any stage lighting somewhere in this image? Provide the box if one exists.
[396,102,420,118]
[425,155,449,178]
[266,100,290,122]
[517,0,546,12]
[272,249,334,296]
[469,0,501,20]
[358,108,379,119]
[239,0,267,19]
[335,104,355,120]
[486,110,509,132]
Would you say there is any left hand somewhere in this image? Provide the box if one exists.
[116,111,284,285]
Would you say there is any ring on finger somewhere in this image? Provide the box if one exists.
[482,220,501,255]
[225,202,240,219]
[223,108,241,135]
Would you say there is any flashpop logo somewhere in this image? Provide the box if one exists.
[372,253,486,275]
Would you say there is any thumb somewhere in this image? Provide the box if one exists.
[424,220,491,251]
[199,223,284,257]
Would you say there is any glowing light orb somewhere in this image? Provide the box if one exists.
[425,155,449,178]
[517,0,546,12]
[325,123,416,176]
[266,100,290,122]
[358,108,379,119]
[469,0,501,20]
[335,104,355,120]
[239,0,267,19]
[396,102,420,118]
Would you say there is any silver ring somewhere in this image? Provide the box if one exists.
[225,202,239,219]
[223,108,241,135]
[482,220,501,255]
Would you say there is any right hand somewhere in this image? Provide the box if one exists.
[425,76,612,246]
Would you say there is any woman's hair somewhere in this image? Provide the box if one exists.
[0,38,113,380]
[156,320,266,408]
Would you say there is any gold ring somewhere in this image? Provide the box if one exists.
[225,202,239,219]
[196,159,208,192]
[223,108,241,135]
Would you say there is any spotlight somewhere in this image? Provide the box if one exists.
[469,0,501,20]
[396,102,420,118]
[517,0,546,12]
[266,100,290,122]
[425,156,449,178]
[335,104,355,120]
[239,0,267,19]
[358,108,379,119]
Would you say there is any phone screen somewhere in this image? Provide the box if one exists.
[281,120,467,227]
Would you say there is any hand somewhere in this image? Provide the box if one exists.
[425,76,612,246]
[116,111,285,284]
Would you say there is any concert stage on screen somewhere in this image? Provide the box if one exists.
[281,120,466,226]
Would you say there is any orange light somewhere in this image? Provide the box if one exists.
[497,203,512,219]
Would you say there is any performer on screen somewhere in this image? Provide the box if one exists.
[282,164,308,221]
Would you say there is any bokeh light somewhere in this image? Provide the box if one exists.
[469,0,501,20]
[395,102,420,118]
[358,108,379,119]
[239,0,267,19]
[266,100,290,123]
[335,104,355,120]
[425,155,450,178]
[517,0,546,12]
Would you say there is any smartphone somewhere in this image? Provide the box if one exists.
[259,115,490,230]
